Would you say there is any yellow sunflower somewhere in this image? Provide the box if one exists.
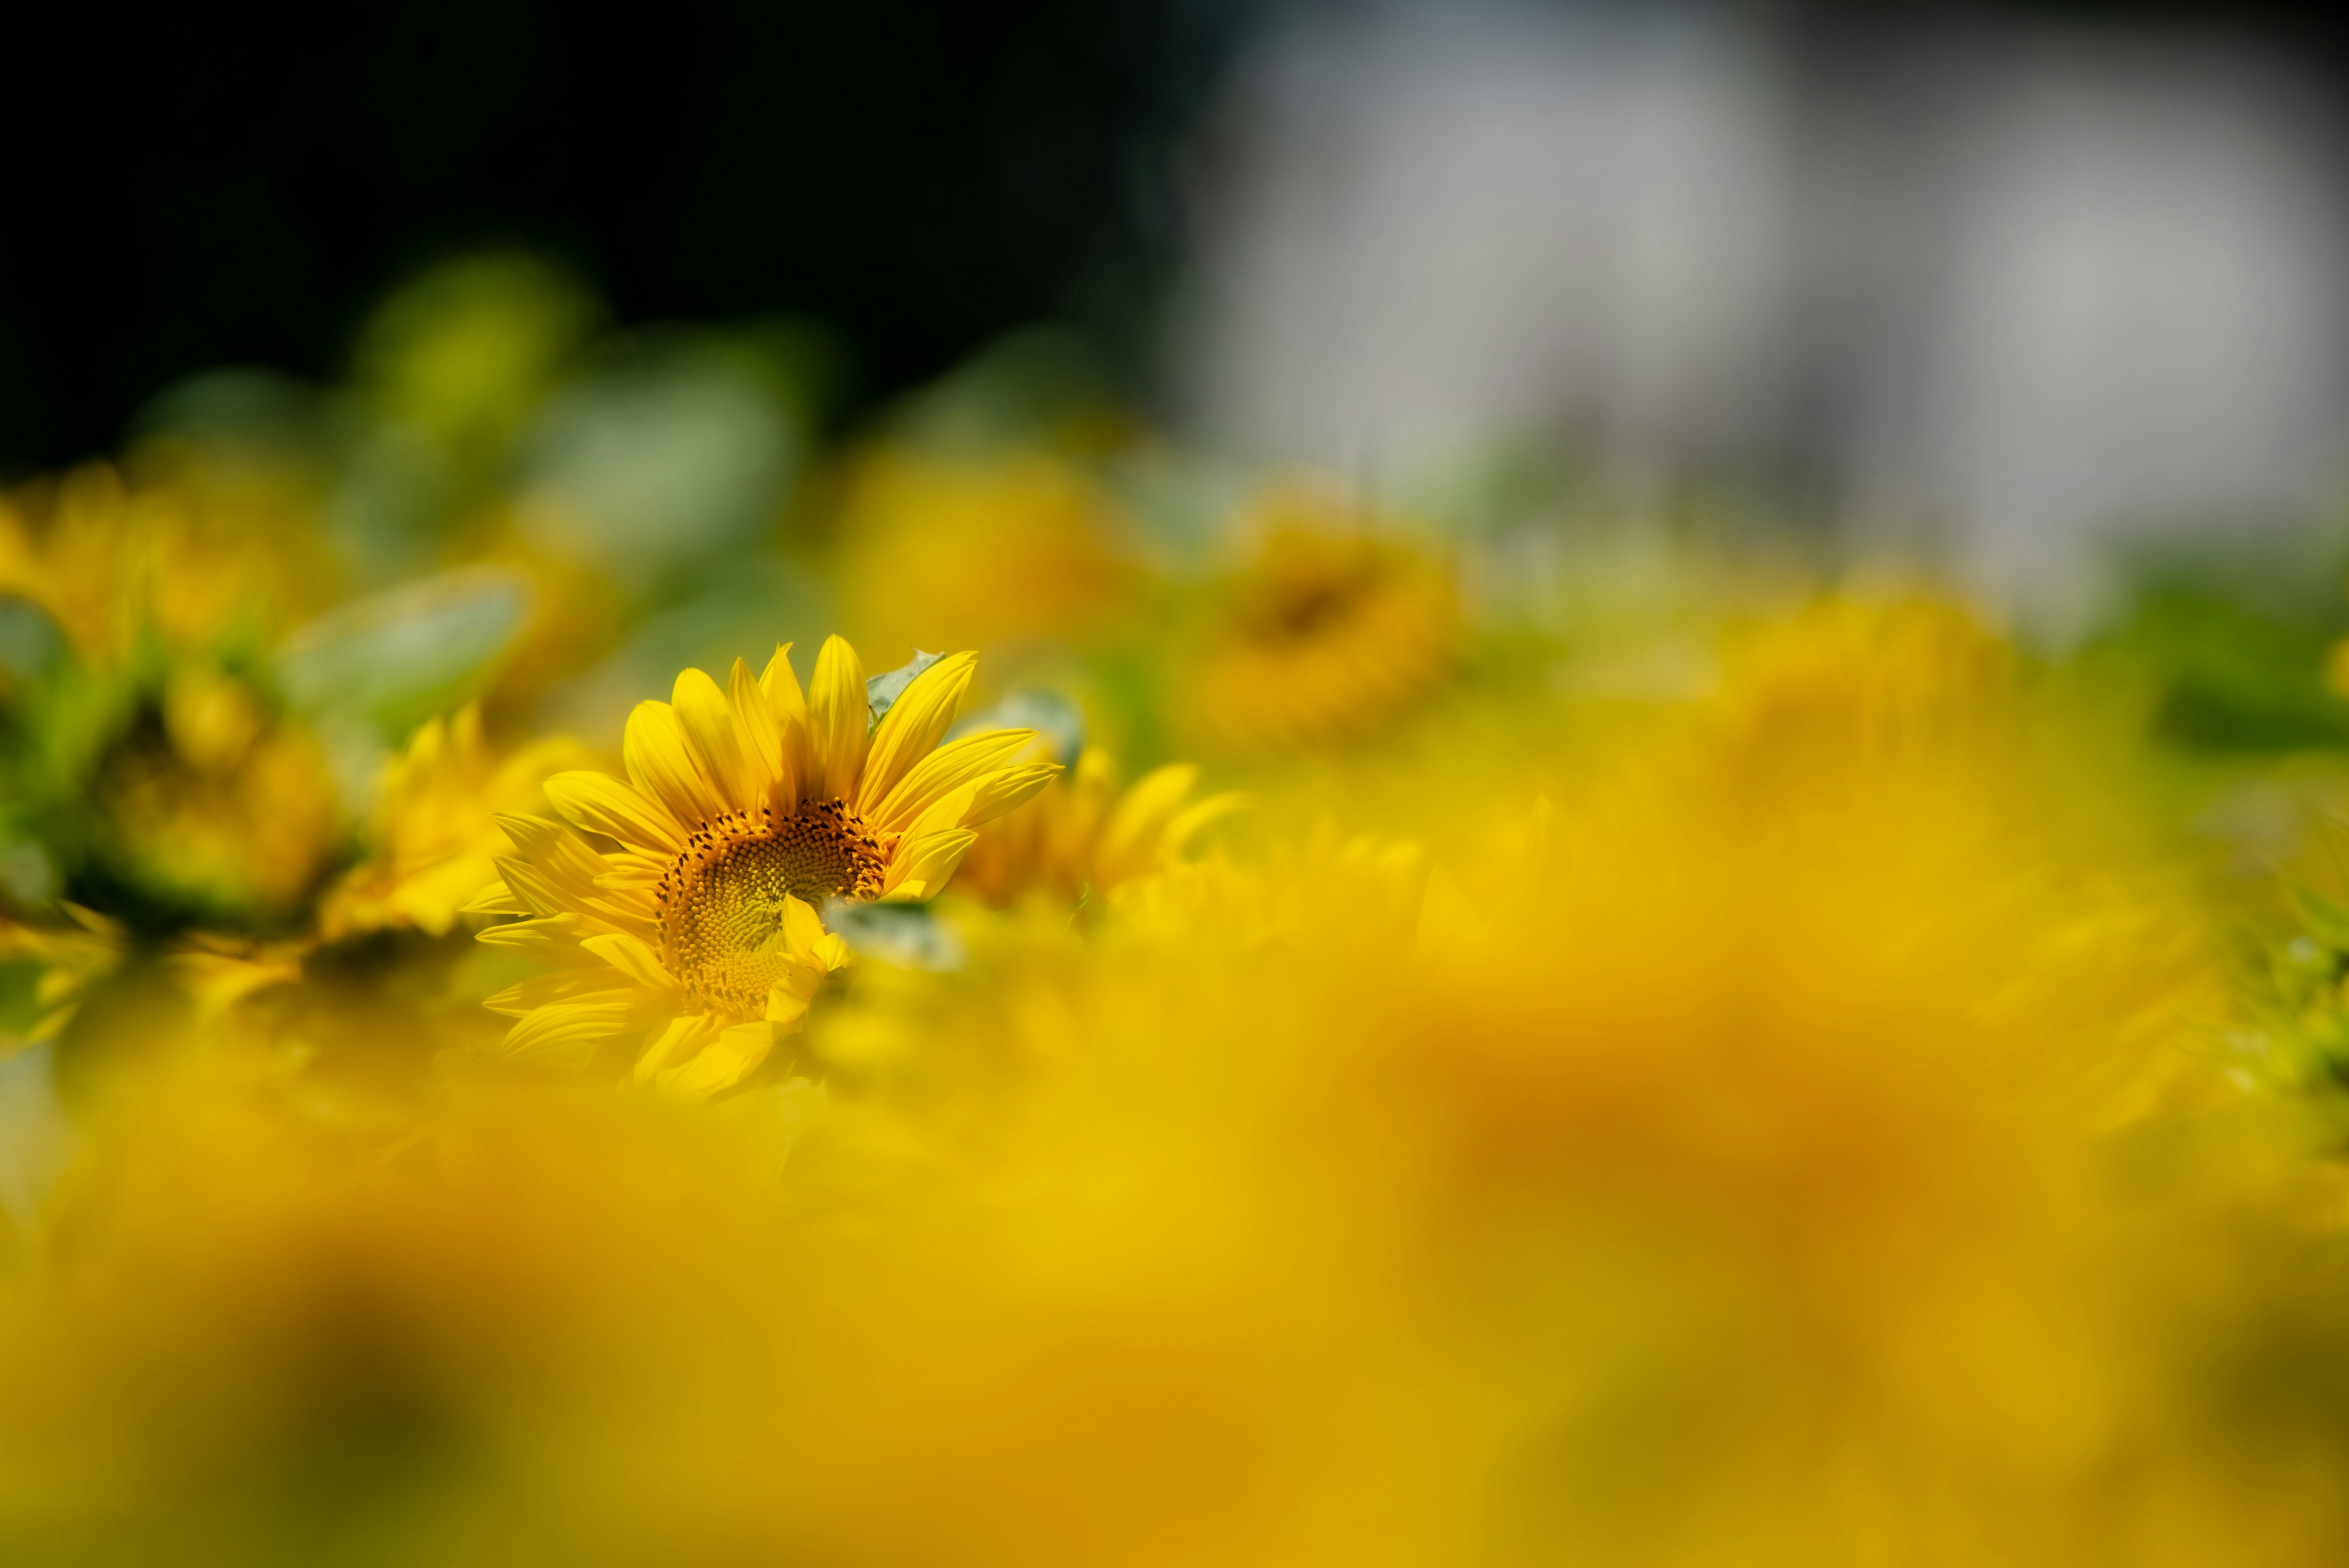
[0,461,333,663]
[1176,482,1458,756]
[319,704,589,942]
[833,448,1136,669]
[468,637,1059,1098]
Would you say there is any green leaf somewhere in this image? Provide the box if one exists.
[949,686,1085,764]
[866,650,943,728]
[822,898,965,972]
[0,595,65,692]
[276,567,532,740]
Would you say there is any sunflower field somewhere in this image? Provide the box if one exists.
[10,255,2349,1566]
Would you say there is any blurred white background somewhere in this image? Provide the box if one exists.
[1173,0,2349,614]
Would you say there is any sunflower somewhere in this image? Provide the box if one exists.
[0,461,333,664]
[957,745,1245,909]
[319,704,588,942]
[833,448,1136,669]
[90,662,343,927]
[1176,483,1458,756]
[468,637,1059,1099]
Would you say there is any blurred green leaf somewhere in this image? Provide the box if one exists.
[822,899,965,972]
[0,596,64,694]
[276,567,532,749]
[949,686,1086,764]
[2088,552,2349,754]
[866,650,943,727]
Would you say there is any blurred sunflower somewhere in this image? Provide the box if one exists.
[833,450,1136,668]
[0,462,332,663]
[89,662,342,926]
[470,637,1058,1098]
[1176,482,1458,756]
[957,745,1244,910]
[320,704,588,942]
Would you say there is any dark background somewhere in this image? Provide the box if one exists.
[0,0,1239,474]
[0,0,2336,474]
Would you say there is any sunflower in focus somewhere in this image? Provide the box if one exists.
[957,745,1244,910]
[1176,481,1458,756]
[470,637,1058,1098]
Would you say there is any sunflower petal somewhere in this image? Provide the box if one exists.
[761,642,818,804]
[484,972,637,1018]
[1096,763,1200,879]
[634,1012,725,1085]
[625,700,729,828]
[1160,791,1249,858]
[460,877,529,917]
[807,635,869,803]
[582,931,681,993]
[859,650,976,815]
[655,1020,779,1101]
[499,1000,633,1067]
[729,656,782,795]
[673,666,755,806]
[475,913,598,963]
[963,763,1061,829]
[765,960,825,1027]
[880,828,979,902]
[493,856,573,920]
[545,771,683,852]
[871,728,1038,835]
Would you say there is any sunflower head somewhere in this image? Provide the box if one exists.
[834,448,1137,667]
[1176,485,1458,756]
[470,636,1058,1098]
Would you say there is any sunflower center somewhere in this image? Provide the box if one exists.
[657,800,886,1016]
[1243,542,1378,644]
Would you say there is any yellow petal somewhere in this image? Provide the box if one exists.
[899,780,981,853]
[759,641,807,724]
[499,1001,633,1066]
[493,856,573,920]
[459,877,529,917]
[764,964,823,1028]
[780,893,828,955]
[871,728,1038,835]
[1159,790,1249,858]
[729,656,782,795]
[807,634,869,802]
[1096,763,1198,880]
[581,931,681,993]
[634,1011,724,1085]
[655,1020,777,1100]
[625,700,730,829]
[963,762,1060,829]
[881,828,978,902]
[858,650,976,814]
[485,972,637,1019]
[545,771,683,852]
[761,642,817,805]
[475,913,597,963]
[492,812,602,880]
[673,666,755,806]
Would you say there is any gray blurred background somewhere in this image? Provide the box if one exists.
[1173,1,2349,613]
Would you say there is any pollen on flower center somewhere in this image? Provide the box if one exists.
[656,800,886,1016]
